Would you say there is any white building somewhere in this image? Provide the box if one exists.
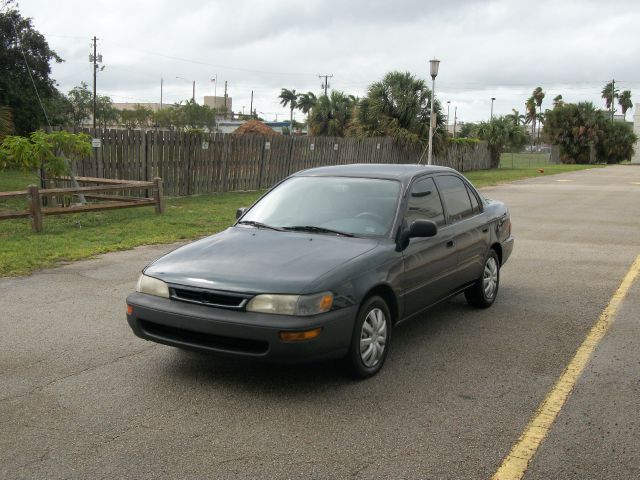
[204,96,233,113]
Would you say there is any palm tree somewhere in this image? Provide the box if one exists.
[618,90,633,120]
[601,81,619,110]
[532,87,545,147]
[525,97,537,150]
[553,95,564,108]
[296,92,317,130]
[278,88,298,134]
[351,71,445,145]
[506,108,525,126]
[308,91,355,137]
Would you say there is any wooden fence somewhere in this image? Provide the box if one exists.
[0,177,164,232]
[65,128,492,197]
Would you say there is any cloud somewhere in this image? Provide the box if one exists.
[18,0,640,121]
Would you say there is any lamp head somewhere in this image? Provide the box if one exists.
[429,58,440,79]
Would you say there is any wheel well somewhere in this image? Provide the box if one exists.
[363,285,399,325]
[491,242,503,265]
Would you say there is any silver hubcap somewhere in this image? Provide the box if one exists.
[483,257,499,300]
[360,308,387,368]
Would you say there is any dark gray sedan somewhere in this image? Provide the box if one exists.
[126,164,513,378]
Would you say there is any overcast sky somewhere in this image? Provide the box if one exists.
[16,0,640,123]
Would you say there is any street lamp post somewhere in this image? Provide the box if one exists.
[427,58,440,166]
[491,97,496,120]
[446,100,451,135]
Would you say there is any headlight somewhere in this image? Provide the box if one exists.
[136,274,170,298]
[246,292,333,316]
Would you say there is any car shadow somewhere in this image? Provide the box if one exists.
[159,294,482,395]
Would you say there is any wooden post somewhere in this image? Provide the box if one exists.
[27,184,43,232]
[153,177,165,214]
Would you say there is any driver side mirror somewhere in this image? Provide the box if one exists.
[397,219,438,251]
[409,219,438,238]
[236,207,247,220]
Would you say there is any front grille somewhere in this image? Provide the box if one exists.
[170,286,250,310]
[139,320,269,354]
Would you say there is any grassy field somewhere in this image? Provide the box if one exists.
[0,160,601,276]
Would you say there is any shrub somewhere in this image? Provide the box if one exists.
[596,121,637,164]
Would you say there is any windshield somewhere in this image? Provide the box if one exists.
[239,176,401,237]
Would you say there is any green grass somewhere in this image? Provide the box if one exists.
[0,160,601,276]
[499,152,552,169]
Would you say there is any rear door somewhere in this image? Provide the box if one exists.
[435,174,488,287]
[400,176,457,316]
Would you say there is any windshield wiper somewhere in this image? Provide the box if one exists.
[282,225,355,237]
[237,220,284,231]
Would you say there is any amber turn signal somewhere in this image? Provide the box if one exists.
[279,328,322,342]
[126,304,133,315]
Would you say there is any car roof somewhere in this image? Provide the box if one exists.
[292,163,457,183]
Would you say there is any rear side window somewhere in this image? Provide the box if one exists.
[466,185,480,213]
[436,175,473,222]
[406,177,445,226]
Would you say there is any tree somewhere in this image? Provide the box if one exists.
[618,90,633,120]
[66,83,93,127]
[506,109,525,126]
[296,92,317,128]
[0,106,14,142]
[476,116,528,167]
[553,94,564,108]
[596,121,637,163]
[0,6,64,134]
[95,95,118,128]
[351,71,445,147]
[532,87,545,146]
[543,102,605,164]
[525,96,537,150]
[278,88,298,134]
[0,130,91,176]
[308,91,355,137]
[119,105,154,129]
[601,81,619,110]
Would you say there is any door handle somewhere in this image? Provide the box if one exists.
[446,240,455,248]
[482,227,489,233]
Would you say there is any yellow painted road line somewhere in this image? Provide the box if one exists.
[555,179,573,182]
[493,255,640,480]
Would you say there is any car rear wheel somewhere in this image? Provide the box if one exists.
[346,296,391,379]
[465,250,500,308]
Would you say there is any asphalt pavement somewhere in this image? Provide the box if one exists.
[1,165,639,479]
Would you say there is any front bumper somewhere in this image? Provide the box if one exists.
[126,292,357,363]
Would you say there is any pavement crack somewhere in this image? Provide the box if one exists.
[0,346,157,404]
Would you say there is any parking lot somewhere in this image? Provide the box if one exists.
[1,165,639,479]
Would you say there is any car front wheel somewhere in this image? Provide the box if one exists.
[346,296,391,379]
[465,250,500,308]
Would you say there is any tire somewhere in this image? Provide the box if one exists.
[465,249,500,308]
[346,296,392,379]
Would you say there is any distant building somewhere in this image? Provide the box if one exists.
[204,96,233,113]
[632,103,640,164]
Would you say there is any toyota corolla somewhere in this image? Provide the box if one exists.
[126,164,513,378]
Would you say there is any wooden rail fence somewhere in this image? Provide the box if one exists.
[61,128,492,197]
[0,177,164,233]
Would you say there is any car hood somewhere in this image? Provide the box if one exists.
[144,227,380,294]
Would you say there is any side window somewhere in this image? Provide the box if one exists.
[466,184,480,213]
[406,177,445,226]
[436,175,473,222]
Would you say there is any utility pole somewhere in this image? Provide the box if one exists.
[453,106,458,138]
[224,81,228,119]
[319,74,333,96]
[250,90,254,119]
[490,97,496,120]
[160,77,163,109]
[192,80,196,102]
